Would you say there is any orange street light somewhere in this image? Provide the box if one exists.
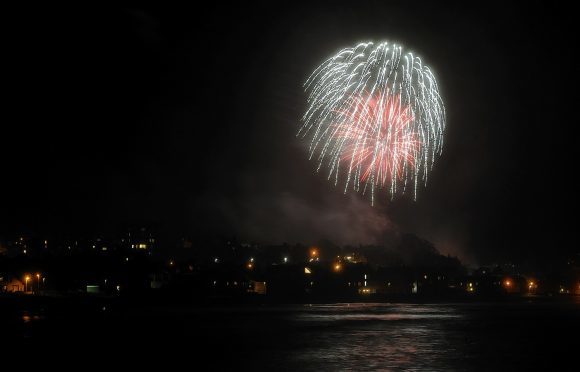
[333,263,342,272]
[25,275,31,293]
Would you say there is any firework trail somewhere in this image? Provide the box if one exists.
[298,41,445,205]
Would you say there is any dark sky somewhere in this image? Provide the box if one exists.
[3,2,578,265]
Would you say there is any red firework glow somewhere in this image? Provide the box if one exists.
[301,42,445,204]
[333,92,420,190]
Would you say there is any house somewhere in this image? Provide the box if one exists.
[248,280,267,295]
[2,277,25,293]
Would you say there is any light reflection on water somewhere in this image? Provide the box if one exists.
[298,303,462,322]
[21,311,44,324]
[284,304,465,371]
[5,301,578,369]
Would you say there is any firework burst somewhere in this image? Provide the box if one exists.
[299,41,445,205]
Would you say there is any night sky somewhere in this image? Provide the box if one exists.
[3,2,578,265]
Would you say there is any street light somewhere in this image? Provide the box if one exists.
[25,275,30,293]
[36,273,41,292]
[309,248,319,262]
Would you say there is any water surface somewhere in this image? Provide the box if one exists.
[3,299,579,370]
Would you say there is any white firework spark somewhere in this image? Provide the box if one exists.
[298,41,445,205]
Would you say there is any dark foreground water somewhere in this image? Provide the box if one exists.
[3,297,579,370]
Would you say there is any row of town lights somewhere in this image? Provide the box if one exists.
[166,252,557,295]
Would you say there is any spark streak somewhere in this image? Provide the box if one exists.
[299,42,445,205]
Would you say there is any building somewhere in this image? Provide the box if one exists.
[125,227,155,254]
[2,277,25,292]
[248,280,267,295]
[343,252,368,264]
